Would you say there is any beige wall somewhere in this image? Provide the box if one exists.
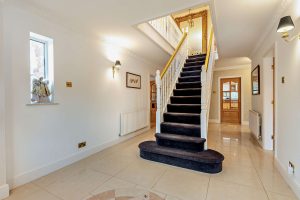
[209,68,252,124]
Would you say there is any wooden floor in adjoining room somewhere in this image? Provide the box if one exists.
[5,124,297,200]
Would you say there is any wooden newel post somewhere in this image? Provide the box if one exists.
[155,70,161,134]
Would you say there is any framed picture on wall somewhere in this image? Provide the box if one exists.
[252,65,260,95]
[126,72,141,89]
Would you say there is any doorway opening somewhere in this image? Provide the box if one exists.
[220,77,241,124]
[150,80,157,128]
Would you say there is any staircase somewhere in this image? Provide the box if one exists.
[139,54,224,174]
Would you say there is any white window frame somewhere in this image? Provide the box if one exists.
[29,32,55,104]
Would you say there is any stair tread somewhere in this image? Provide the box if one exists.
[179,75,201,79]
[171,95,201,98]
[174,88,201,91]
[139,141,224,164]
[181,70,201,73]
[168,104,201,106]
[164,112,200,116]
[155,133,205,143]
[161,122,200,128]
[177,81,201,84]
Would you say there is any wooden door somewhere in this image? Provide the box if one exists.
[150,81,157,128]
[220,78,241,124]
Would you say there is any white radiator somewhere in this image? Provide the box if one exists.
[249,110,261,140]
[120,109,148,136]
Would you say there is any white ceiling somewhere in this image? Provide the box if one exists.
[16,0,209,68]
[212,0,282,58]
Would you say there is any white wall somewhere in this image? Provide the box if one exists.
[3,2,156,189]
[250,0,300,197]
[0,1,9,199]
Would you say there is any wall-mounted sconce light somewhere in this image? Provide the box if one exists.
[277,16,299,42]
[112,60,121,78]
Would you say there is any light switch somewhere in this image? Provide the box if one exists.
[281,76,285,84]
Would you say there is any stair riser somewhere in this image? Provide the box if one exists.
[176,82,201,89]
[167,105,201,114]
[173,89,201,96]
[184,61,205,67]
[180,71,201,77]
[140,151,223,174]
[161,123,200,137]
[164,114,200,125]
[182,66,202,72]
[178,76,200,83]
[170,97,201,104]
[156,138,204,152]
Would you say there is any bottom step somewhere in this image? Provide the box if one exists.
[139,141,224,174]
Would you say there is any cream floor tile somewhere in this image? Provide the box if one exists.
[268,191,299,200]
[259,170,296,196]
[44,169,111,200]
[4,184,40,200]
[91,177,136,195]
[153,168,209,200]
[165,195,182,200]
[5,189,61,200]
[210,165,263,189]
[206,179,269,200]
[87,154,138,176]
[115,159,167,188]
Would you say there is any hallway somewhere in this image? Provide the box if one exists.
[5,124,297,200]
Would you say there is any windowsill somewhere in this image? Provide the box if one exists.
[26,103,59,106]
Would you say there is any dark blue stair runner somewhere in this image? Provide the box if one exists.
[139,54,224,174]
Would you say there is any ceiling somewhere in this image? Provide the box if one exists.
[212,0,282,58]
[14,0,210,68]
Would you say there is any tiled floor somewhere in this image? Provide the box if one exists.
[4,123,298,200]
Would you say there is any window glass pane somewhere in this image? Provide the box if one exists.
[231,81,238,92]
[231,92,239,100]
[223,81,230,91]
[30,40,46,79]
[223,92,230,100]
[223,102,230,110]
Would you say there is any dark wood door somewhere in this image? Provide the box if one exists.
[220,78,241,124]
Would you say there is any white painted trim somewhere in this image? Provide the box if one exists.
[217,75,245,124]
[242,121,249,125]
[275,158,300,199]
[209,119,220,123]
[10,127,150,189]
[0,184,9,200]
[214,64,250,72]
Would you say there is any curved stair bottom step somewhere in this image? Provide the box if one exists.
[139,141,224,174]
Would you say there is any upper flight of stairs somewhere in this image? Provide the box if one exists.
[139,54,224,174]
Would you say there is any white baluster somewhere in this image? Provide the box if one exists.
[156,70,161,133]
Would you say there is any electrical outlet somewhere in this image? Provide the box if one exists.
[288,161,295,174]
[78,142,86,149]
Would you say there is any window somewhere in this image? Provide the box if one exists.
[30,32,54,104]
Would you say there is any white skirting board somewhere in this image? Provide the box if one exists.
[0,184,9,200]
[275,158,300,199]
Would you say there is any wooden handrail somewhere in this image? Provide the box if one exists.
[161,33,188,78]
[204,28,214,71]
